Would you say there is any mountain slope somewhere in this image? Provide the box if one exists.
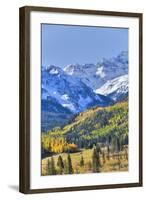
[42,65,113,113]
[95,74,128,102]
[41,97,74,132]
[46,101,128,148]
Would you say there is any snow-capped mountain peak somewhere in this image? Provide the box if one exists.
[42,65,64,75]
[95,74,128,101]
[64,51,128,90]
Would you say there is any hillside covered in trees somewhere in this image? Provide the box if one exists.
[42,101,128,155]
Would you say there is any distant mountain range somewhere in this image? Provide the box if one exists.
[42,65,113,113]
[64,51,128,90]
[41,51,128,131]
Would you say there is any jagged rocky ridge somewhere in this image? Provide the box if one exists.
[41,51,128,131]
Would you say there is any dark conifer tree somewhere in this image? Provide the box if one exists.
[57,155,64,174]
[102,151,106,164]
[80,155,84,167]
[116,137,121,152]
[92,147,100,173]
[107,145,110,160]
[66,154,73,174]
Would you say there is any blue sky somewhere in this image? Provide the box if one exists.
[41,24,128,68]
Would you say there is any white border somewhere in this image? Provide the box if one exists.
[30,11,139,189]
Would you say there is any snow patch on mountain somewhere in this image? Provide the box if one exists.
[96,66,106,78]
[95,74,128,101]
[62,103,76,111]
[49,68,59,75]
[61,94,70,101]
